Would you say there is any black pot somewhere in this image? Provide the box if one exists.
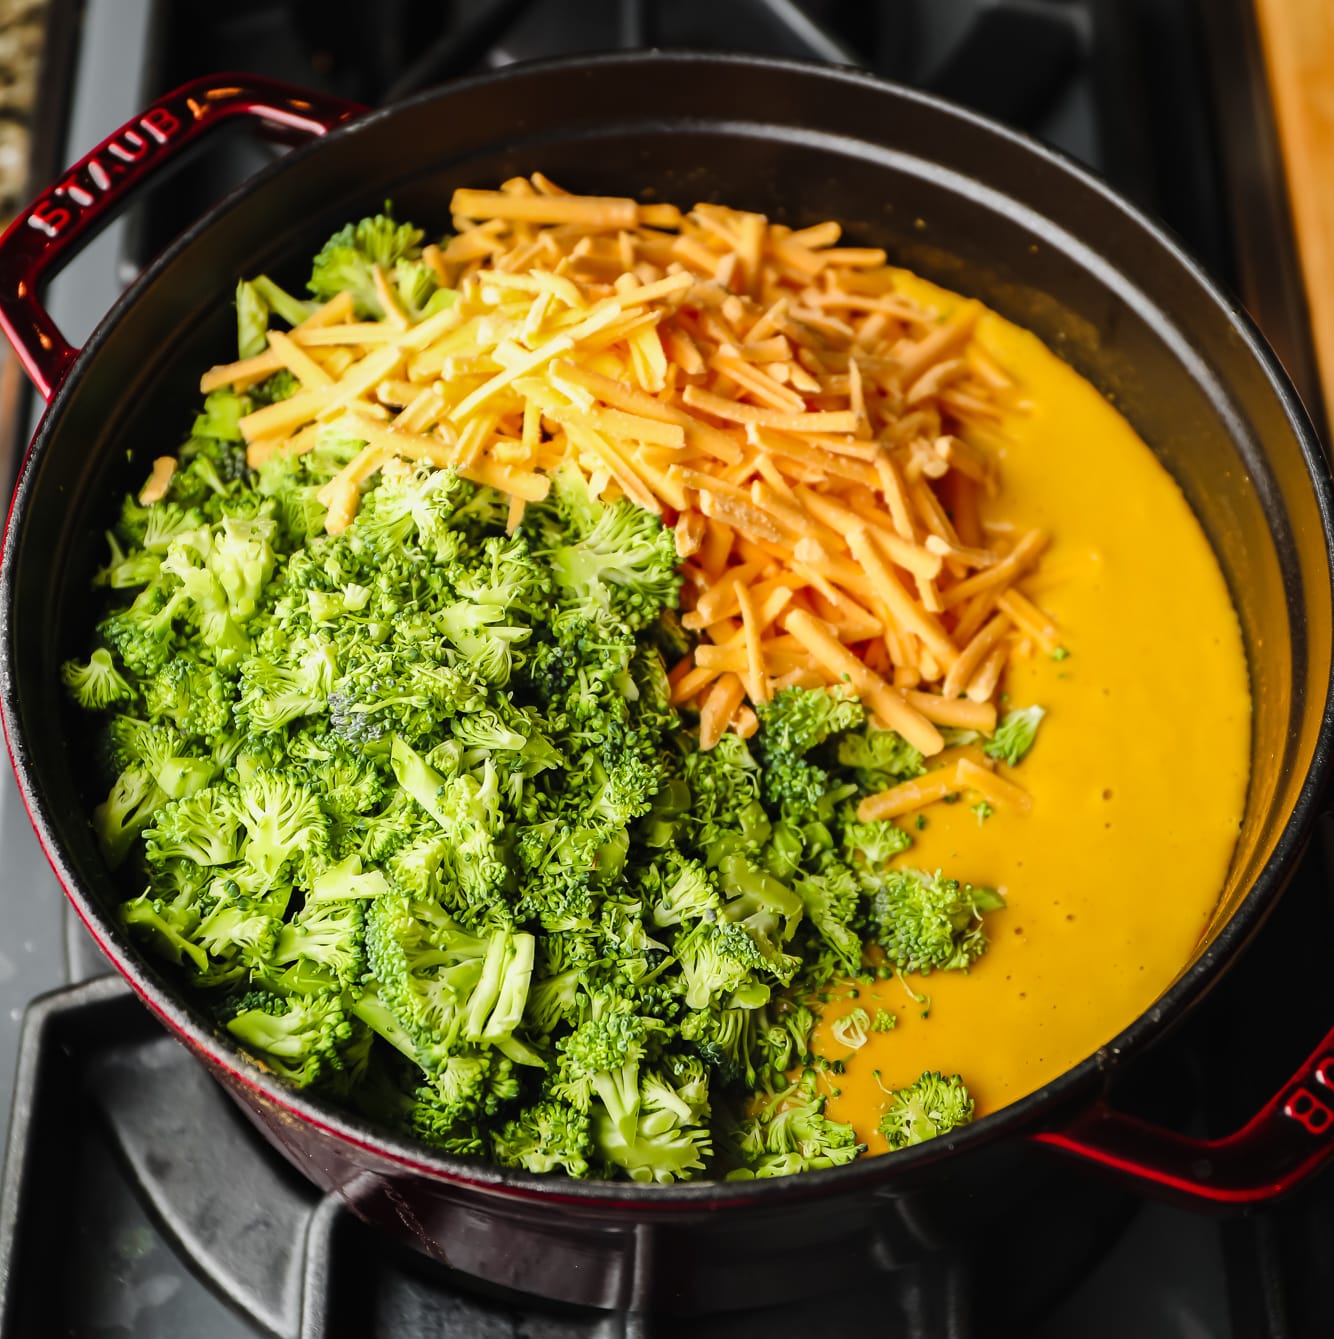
[2,54,1333,1316]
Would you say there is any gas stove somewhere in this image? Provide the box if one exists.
[1,2,1332,1336]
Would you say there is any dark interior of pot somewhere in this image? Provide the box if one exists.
[6,54,1330,1125]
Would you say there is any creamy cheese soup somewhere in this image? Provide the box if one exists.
[816,275,1251,1149]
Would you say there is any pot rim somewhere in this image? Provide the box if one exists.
[4,49,1332,1209]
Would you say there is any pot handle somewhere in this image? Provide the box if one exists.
[0,74,364,401]
[1032,1023,1334,1205]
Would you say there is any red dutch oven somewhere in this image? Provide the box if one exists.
[2,56,1333,1314]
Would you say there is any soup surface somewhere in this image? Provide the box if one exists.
[817,274,1251,1147]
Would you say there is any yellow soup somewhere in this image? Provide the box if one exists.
[817,275,1251,1151]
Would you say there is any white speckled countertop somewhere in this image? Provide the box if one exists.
[0,0,47,221]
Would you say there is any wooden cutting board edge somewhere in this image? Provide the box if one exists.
[1253,0,1334,427]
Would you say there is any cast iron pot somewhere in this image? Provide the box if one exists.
[2,54,1334,1315]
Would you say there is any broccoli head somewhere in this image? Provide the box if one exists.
[223,991,372,1092]
[877,1071,975,1149]
[867,868,1005,975]
[492,1099,594,1178]
[61,648,134,712]
[541,466,680,632]
[983,705,1046,766]
[726,1069,863,1179]
[307,211,429,319]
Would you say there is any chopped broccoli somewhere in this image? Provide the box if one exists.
[61,648,134,711]
[143,786,241,867]
[877,1071,974,1149]
[983,705,1046,766]
[829,1006,871,1051]
[192,389,250,444]
[758,684,865,760]
[540,464,681,632]
[268,898,368,992]
[867,868,1005,975]
[223,991,371,1091]
[235,279,269,359]
[492,1099,594,1177]
[236,274,317,357]
[307,211,435,320]
[836,725,925,792]
[726,1069,863,1178]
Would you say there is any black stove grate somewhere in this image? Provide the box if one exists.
[1,0,1331,1336]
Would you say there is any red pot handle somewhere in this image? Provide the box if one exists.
[0,74,365,402]
[1032,1023,1334,1205]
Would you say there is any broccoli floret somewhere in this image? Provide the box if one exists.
[840,813,912,876]
[234,770,330,885]
[97,590,177,679]
[983,705,1045,766]
[513,850,596,934]
[752,686,868,815]
[597,1060,713,1184]
[94,766,168,867]
[95,531,162,590]
[683,732,768,858]
[753,1001,817,1082]
[194,894,284,983]
[673,921,772,1011]
[144,655,232,739]
[119,883,211,972]
[413,1049,519,1132]
[223,991,371,1091]
[154,528,263,669]
[641,853,720,928]
[208,515,277,621]
[389,738,507,905]
[329,654,480,746]
[192,389,251,444]
[364,889,536,1062]
[391,259,452,322]
[867,868,1005,975]
[793,861,863,978]
[309,853,389,902]
[836,725,925,791]
[235,639,336,733]
[758,685,864,759]
[235,279,269,358]
[523,965,586,1036]
[492,1099,594,1177]
[554,1001,661,1144]
[308,211,428,319]
[143,786,242,867]
[93,722,215,865]
[349,460,474,559]
[249,370,299,407]
[541,466,680,632]
[877,1071,975,1149]
[726,1069,863,1179]
[237,274,316,356]
[268,897,368,993]
[439,601,530,688]
[61,648,134,711]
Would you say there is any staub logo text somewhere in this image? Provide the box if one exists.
[26,106,183,240]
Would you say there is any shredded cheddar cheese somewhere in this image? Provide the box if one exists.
[138,456,177,506]
[199,177,1064,756]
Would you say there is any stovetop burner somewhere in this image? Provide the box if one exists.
[1,0,1331,1335]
